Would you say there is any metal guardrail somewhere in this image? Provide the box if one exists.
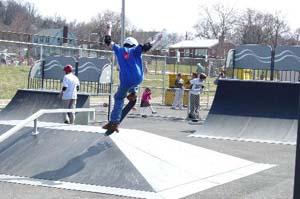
[0,108,95,143]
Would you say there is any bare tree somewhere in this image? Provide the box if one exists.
[236,9,289,47]
[87,10,132,45]
[194,3,237,42]
[9,2,38,33]
[270,12,290,47]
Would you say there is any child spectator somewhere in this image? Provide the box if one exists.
[188,72,206,120]
[140,87,157,117]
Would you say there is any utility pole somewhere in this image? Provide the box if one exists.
[121,0,125,45]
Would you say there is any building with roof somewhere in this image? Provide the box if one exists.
[32,28,77,47]
[32,28,78,58]
[168,38,235,59]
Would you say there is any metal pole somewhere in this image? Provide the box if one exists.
[32,118,39,135]
[232,49,236,79]
[293,85,300,198]
[41,60,45,89]
[162,56,167,105]
[270,49,275,81]
[108,54,115,121]
[40,45,43,60]
[206,80,210,109]
[121,0,125,45]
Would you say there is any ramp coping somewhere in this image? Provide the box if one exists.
[0,108,95,143]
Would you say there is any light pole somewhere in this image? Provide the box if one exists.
[88,33,98,48]
[88,32,98,57]
[121,0,125,45]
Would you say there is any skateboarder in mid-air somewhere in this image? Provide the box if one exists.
[102,24,161,135]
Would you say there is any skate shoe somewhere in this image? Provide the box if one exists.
[102,122,110,129]
[127,93,137,101]
[103,122,119,133]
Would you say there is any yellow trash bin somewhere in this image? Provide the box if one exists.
[236,69,252,80]
[164,88,189,106]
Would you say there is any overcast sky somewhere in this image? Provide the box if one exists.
[26,0,300,34]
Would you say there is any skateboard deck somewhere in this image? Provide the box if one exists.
[105,99,137,136]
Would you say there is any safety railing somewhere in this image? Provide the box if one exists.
[0,108,96,143]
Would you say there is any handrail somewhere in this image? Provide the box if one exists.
[0,108,95,143]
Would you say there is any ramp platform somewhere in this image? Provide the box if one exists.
[0,121,274,199]
[191,79,300,144]
[0,89,90,124]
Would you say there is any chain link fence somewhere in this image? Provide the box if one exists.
[0,36,226,121]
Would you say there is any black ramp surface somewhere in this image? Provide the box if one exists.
[194,79,300,143]
[0,124,154,192]
[0,89,90,124]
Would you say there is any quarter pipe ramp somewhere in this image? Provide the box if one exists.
[191,79,299,144]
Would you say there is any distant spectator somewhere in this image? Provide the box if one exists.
[260,71,265,80]
[196,63,205,74]
[188,72,206,120]
[214,67,226,85]
[143,60,149,74]
[140,87,157,117]
[59,64,80,124]
[172,73,184,110]
[176,50,180,63]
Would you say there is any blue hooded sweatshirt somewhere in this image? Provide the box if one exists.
[112,44,144,88]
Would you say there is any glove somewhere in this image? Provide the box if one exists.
[142,42,152,52]
[104,35,112,46]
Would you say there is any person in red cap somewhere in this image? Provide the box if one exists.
[59,64,80,124]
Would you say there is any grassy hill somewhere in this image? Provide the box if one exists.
[0,65,30,99]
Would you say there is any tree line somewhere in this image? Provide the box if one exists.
[0,0,183,50]
[194,4,300,47]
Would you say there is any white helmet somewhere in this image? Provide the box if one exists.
[123,37,138,46]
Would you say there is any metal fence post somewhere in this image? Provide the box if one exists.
[39,45,43,60]
[108,53,114,121]
[270,49,275,81]
[32,118,39,135]
[41,60,45,89]
[162,56,167,105]
[75,61,79,77]
[232,49,236,79]
[293,86,300,198]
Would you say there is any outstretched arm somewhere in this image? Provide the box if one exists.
[141,32,163,52]
[104,35,114,48]
[104,22,114,48]
[141,42,152,52]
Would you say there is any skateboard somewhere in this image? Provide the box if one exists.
[104,99,137,136]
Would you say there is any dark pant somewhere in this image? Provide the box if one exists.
[62,99,77,124]
[189,94,200,119]
[110,85,138,124]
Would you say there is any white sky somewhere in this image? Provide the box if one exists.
[26,0,300,34]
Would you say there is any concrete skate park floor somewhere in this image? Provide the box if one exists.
[0,104,296,199]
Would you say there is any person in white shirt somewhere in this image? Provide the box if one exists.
[60,64,80,124]
[188,72,206,120]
